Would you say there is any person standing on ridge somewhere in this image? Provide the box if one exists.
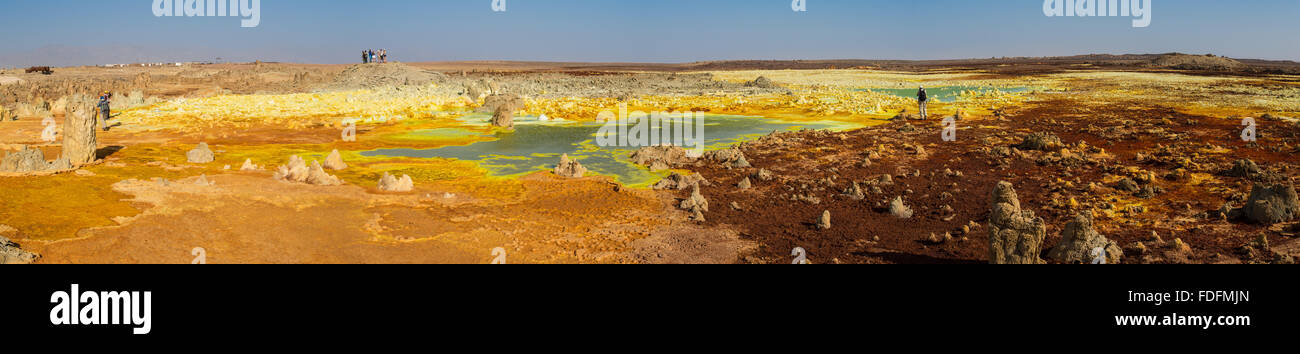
[362,50,369,64]
[917,86,928,119]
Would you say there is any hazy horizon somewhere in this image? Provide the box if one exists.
[2,0,1297,68]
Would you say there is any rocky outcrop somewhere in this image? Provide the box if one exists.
[0,105,14,121]
[747,76,777,89]
[843,182,865,200]
[628,146,750,170]
[273,155,342,186]
[480,93,524,113]
[61,94,98,165]
[816,210,831,230]
[466,83,484,101]
[1016,132,1062,151]
[1047,211,1123,264]
[737,177,752,190]
[490,109,515,129]
[483,94,524,129]
[679,184,709,215]
[988,181,1047,264]
[109,90,146,111]
[15,100,51,118]
[1225,159,1262,178]
[703,148,750,168]
[186,143,215,163]
[630,145,693,170]
[553,154,587,178]
[0,233,39,264]
[323,149,348,170]
[0,146,71,173]
[377,172,414,192]
[1114,178,1140,193]
[888,197,913,218]
[1241,183,1300,224]
[240,159,259,171]
[652,172,709,190]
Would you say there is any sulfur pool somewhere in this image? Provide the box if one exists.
[361,113,858,187]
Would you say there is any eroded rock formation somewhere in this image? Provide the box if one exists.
[324,149,348,170]
[187,142,215,163]
[680,184,709,214]
[377,172,414,192]
[61,94,98,165]
[703,148,750,168]
[0,146,71,173]
[553,154,587,178]
[652,172,709,190]
[988,181,1047,264]
[483,94,524,129]
[630,145,693,170]
[274,155,342,186]
[1241,183,1300,224]
[1016,132,1062,151]
[0,233,39,264]
[1047,211,1123,264]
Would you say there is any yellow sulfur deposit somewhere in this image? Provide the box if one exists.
[116,89,472,130]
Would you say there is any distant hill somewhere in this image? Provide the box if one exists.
[1152,53,1247,70]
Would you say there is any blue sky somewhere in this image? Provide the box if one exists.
[0,0,1296,67]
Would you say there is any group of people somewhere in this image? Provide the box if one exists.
[361,49,388,64]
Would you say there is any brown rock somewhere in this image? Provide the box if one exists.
[1241,183,1300,224]
[816,210,831,230]
[988,181,1047,264]
[553,154,588,178]
[1047,211,1123,264]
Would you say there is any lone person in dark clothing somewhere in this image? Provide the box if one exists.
[96,91,112,131]
[917,86,928,119]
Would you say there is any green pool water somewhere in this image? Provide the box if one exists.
[859,86,1031,103]
[361,113,856,187]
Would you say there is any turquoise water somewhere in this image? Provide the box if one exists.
[361,113,852,186]
[859,86,1031,103]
